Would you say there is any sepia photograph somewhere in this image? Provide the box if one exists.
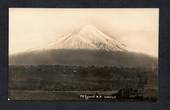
[8,8,159,101]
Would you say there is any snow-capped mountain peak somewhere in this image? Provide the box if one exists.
[47,24,127,51]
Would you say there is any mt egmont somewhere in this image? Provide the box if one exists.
[46,25,127,51]
[9,25,157,68]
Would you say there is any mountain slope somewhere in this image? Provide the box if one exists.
[9,49,157,68]
[9,25,157,68]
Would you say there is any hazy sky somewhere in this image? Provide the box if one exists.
[9,8,159,57]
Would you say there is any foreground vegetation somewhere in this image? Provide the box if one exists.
[8,65,158,101]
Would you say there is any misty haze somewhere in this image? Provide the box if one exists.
[9,8,158,101]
